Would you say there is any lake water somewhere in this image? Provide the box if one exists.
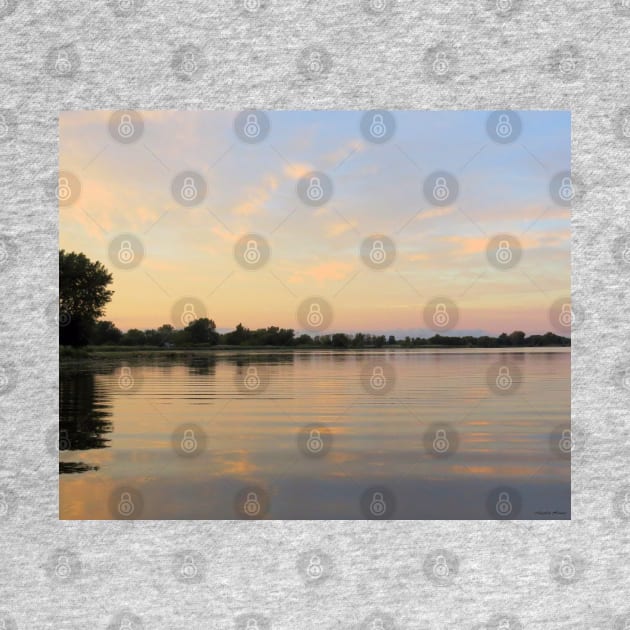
[59,348,570,520]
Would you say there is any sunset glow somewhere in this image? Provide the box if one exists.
[59,110,570,336]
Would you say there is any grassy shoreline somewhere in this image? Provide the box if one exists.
[60,344,571,364]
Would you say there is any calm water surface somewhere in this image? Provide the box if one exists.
[59,349,570,519]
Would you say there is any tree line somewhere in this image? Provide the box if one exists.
[59,250,570,348]
[89,320,569,348]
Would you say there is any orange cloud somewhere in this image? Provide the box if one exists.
[283,163,313,179]
[323,139,364,167]
[327,220,358,237]
[288,261,355,284]
[304,261,355,283]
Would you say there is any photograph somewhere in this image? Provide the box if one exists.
[58,109,571,519]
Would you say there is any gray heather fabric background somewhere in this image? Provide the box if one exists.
[1,0,629,628]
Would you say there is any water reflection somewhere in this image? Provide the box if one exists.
[59,349,570,519]
[186,355,215,376]
[59,369,113,474]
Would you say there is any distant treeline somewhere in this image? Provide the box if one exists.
[88,320,570,348]
[59,250,571,349]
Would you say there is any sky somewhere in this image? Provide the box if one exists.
[59,110,570,336]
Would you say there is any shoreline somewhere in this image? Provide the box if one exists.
[60,344,571,364]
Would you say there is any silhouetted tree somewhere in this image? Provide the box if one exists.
[509,330,526,346]
[183,317,219,345]
[91,320,122,345]
[332,333,351,348]
[157,324,175,345]
[121,329,146,346]
[224,323,250,345]
[60,250,113,346]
